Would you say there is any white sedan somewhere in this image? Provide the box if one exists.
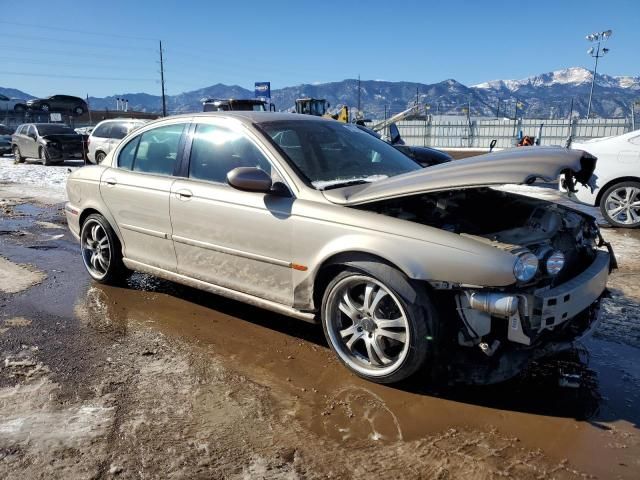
[568,130,640,228]
[0,94,26,113]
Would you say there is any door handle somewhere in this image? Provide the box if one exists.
[175,189,193,200]
[104,177,117,186]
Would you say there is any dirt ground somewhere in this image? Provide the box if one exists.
[1,159,640,479]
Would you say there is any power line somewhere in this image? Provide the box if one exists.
[0,56,155,72]
[0,44,152,61]
[0,71,157,82]
[2,32,157,52]
[0,20,157,42]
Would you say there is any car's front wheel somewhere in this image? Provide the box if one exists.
[40,103,50,112]
[600,181,640,228]
[74,106,85,115]
[80,214,129,284]
[321,267,437,384]
[39,146,53,166]
[95,151,106,164]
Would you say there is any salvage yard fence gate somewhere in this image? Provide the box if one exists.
[386,117,633,149]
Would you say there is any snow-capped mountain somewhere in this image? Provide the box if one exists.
[2,67,637,119]
[473,67,640,92]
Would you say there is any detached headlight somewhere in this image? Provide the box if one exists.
[545,251,565,276]
[514,252,538,282]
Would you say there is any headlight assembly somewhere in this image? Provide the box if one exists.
[514,252,538,282]
[545,251,565,276]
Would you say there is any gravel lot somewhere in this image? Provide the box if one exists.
[1,155,639,479]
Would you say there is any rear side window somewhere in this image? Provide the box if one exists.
[188,124,271,183]
[132,123,185,175]
[118,136,139,170]
[92,123,112,138]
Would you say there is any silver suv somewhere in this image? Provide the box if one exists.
[87,119,147,164]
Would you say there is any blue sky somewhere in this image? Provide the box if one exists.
[1,0,638,97]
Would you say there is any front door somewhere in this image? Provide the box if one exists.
[170,121,294,305]
[100,120,188,271]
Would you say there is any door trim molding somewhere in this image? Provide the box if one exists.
[120,223,170,239]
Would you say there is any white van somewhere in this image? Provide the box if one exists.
[87,119,147,164]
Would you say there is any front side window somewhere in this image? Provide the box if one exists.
[262,120,421,189]
[132,123,185,175]
[110,123,130,140]
[27,125,37,137]
[188,124,271,183]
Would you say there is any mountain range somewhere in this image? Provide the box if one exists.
[2,67,638,119]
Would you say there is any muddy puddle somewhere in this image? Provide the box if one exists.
[2,198,640,478]
[74,272,640,479]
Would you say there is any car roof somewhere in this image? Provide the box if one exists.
[168,111,333,125]
[97,118,147,124]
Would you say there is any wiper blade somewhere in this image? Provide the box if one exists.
[319,179,370,190]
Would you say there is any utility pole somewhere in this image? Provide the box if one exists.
[357,75,361,114]
[585,30,612,118]
[159,40,167,117]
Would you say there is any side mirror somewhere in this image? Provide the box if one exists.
[227,167,273,193]
[389,123,402,145]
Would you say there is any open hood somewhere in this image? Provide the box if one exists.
[322,146,596,206]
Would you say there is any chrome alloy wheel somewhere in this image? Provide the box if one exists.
[81,219,111,279]
[325,275,410,377]
[605,186,640,226]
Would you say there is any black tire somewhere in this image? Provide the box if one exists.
[320,264,438,384]
[40,103,50,112]
[74,106,85,115]
[80,213,130,284]
[95,151,106,164]
[599,181,640,228]
[13,145,25,164]
[13,104,26,112]
[39,146,53,166]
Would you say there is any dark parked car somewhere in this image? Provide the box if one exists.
[12,123,85,165]
[26,95,88,116]
[356,123,452,167]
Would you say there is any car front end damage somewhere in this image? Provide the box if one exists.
[359,185,616,384]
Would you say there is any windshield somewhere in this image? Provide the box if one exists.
[36,124,75,135]
[261,120,421,189]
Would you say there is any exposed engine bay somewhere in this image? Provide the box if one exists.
[359,188,612,378]
[359,188,600,285]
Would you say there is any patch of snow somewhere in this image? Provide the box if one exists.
[0,156,81,201]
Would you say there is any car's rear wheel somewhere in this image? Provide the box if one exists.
[600,181,640,228]
[13,145,25,163]
[39,146,53,166]
[13,104,25,112]
[40,103,50,112]
[80,214,129,284]
[95,151,106,164]
[321,266,436,384]
[74,106,85,115]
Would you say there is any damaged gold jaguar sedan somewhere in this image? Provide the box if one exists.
[65,112,615,384]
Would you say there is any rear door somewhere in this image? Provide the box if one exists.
[170,119,295,305]
[100,119,189,271]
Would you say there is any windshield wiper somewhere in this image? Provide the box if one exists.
[319,179,371,190]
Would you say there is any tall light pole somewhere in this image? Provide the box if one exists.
[585,29,612,118]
